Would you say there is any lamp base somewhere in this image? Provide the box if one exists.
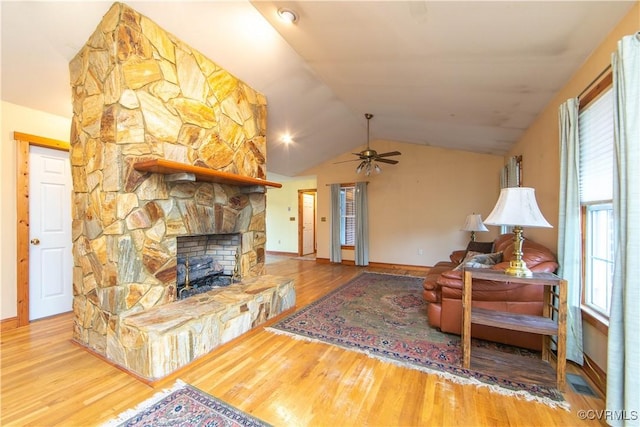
[504,259,533,277]
[504,226,532,277]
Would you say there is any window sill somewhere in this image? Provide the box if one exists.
[581,305,609,336]
[341,245,355,250]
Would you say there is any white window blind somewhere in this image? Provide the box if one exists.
[578,88,614,203]
[340,186,355,246]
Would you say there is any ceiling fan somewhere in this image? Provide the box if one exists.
[337,113,401,175]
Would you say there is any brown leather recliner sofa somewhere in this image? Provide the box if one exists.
[423,233,559,350]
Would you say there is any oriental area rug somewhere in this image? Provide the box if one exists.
[267,272,568,409]
[103,380,272,427]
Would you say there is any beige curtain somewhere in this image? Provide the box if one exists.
[606,32,640,426]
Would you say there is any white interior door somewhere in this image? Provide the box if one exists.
[29,146,72,320]
[302,193,315,255]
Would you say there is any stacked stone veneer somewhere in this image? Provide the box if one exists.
[68,2,294,378]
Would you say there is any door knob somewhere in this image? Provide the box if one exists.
[30,238,40,245]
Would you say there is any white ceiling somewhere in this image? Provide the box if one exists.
[1,1,635,176]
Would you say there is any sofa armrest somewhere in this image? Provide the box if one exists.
[423,278,438,291]
[423,277,441,302]
[450,250,466,264]
[436,269,463,287]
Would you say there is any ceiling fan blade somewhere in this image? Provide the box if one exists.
[376,151,402,157]
[333,159,362,164]
[375,158,399,164]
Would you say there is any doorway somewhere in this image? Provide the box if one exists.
[15,132,71,326]
[28,145,73,320]
[297,189,317,257]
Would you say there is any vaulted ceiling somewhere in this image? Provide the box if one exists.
[1,1,635,176]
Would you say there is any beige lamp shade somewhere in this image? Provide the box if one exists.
[484,187,552,228]
[483,187,551,277]
[461,214,489,232]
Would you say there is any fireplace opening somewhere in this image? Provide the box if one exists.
[176,234,241,299]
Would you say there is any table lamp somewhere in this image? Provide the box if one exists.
[461,213,489,242]
[483,187,552,277]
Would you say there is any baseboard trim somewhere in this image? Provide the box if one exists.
[266,250,298,257]
[582,353,607,397]
[315,257,430,272]
[368,261,431,272]
[1,317,19,331]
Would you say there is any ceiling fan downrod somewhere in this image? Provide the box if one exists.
[365,113,373,149]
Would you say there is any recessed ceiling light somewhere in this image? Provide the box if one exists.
[281,134,294,144]
[277,8,298,24]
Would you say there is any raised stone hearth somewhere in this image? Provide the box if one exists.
[111,275,295,379]
[69,2,293,379]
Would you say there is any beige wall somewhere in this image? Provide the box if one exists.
[505,3,639,372]
[506,2,639,252]
[265,174,317,254]
[305,139,504,267]
[1,101,71,320]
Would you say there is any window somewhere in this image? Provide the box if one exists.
[340,185,355,247]
[579,85,614,318]
[584,204,614,314]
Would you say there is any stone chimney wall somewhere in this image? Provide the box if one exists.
[69,2,268,356]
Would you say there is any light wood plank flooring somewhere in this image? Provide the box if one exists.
[1,256,605,426]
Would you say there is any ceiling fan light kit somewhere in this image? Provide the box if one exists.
[356,159,381,176]
[353,113,401,175]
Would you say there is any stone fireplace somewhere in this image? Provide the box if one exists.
[69,2,294,379]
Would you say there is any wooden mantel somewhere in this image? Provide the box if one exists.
[133,159,282,188]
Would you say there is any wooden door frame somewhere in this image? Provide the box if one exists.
[14,132,70,327]
[297,189,317,256]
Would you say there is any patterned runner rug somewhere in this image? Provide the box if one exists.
[103,380,272,427]
[267,272,568,409]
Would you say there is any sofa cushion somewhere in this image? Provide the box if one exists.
[493,233,515,253]
[498,239,559,273]
[453,251,503,271]
[455,250,483,266]
[451,241,494,264]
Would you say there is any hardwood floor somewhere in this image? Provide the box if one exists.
[1,257,605,426]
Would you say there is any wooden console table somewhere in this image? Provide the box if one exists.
[462,268,567,389]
